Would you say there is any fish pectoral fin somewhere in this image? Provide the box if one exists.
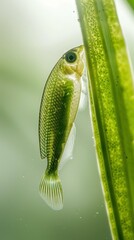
[79,73,88,111]
[39,172,63,211]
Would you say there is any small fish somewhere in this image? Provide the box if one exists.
[39,45,84,210]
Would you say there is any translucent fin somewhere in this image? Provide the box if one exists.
[59,123,76,171]
[79,68,88,111]
[39,172,63,211]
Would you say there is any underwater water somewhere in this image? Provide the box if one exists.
[0,0,134,239]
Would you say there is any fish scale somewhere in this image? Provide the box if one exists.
[39,45,84,210]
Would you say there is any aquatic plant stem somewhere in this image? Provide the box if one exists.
[76,0,134,239]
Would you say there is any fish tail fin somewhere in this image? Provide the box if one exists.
[39,172,63,211]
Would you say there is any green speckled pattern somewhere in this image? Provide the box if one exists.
[76,0,134,239]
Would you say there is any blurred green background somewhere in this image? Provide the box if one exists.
[0,0,134,239]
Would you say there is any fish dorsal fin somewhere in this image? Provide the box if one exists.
[59,123,76,171]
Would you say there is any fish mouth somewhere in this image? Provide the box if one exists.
[77,45,85,77]
[79,45,84,59]
[78,45,84,51]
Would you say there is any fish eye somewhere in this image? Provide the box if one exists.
[65,51,77,63]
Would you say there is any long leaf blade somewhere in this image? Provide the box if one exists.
[76,0,134,239]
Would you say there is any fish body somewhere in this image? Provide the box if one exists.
[39,45,84,210]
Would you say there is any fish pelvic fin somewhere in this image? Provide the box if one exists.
[39,172,63,211]
[59,123,76,171]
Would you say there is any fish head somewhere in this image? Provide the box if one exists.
[61,45,85,77]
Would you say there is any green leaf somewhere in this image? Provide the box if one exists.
[76,0,134,239]
[127,0,134,10]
